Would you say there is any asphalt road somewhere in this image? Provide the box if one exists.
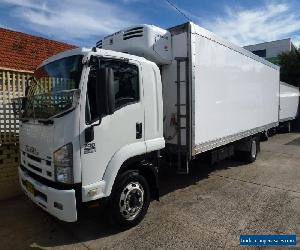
[0,133,299,250]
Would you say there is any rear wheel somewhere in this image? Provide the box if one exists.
[108,170,150,229]
[235,137,258,163]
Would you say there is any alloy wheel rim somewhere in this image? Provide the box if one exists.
[119,182,144,220]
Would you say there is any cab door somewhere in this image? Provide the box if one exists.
[80,58,145,187]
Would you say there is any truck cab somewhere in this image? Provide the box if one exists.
[18,47,164,227]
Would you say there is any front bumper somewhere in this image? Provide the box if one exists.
[19,167,77,222]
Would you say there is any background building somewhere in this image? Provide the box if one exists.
[244,38,297,64]
[245,38,300,130]
[0,28,76,200]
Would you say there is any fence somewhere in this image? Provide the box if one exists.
[0,68,32,200]
[0,69,32,144]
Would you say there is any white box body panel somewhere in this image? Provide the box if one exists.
[279,81,299,121]
[192,25,279,150]
[163,23,280,155]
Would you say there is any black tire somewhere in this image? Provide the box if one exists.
[235,137,258,163]
[268,127,276,136]
[108,170,150,229]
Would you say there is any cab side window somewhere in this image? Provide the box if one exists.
[100,60,139,110]
[86,59,139,124]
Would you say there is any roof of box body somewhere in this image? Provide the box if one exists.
[188,22,280,71]
[0,27,76,72]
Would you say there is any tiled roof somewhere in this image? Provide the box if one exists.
[0,28,77,72]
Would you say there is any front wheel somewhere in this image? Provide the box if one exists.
[108,170,150,229]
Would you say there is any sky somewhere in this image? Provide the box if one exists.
[0,0,300,48]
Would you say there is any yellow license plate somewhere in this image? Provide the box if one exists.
[26,181,35,196]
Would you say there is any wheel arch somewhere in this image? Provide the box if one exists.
[102,142,159,200]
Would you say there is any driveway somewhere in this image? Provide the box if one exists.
[0,133,299,249]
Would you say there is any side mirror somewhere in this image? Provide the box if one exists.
[97,67,115,116]
[85,126,94,143]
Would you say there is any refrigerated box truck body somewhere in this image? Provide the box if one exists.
[17,22,279,228]
[100,22,280,170]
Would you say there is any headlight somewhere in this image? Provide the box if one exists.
[54,143,73,184]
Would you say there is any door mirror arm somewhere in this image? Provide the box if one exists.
[98,67,115,115]
[85,56,115,143]
[85,118,102,143]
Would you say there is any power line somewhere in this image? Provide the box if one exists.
[164,0,191,22]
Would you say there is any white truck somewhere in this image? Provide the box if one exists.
[15,22,280,228]
[278,81,299,132]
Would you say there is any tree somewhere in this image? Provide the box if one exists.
[278,48,300,87]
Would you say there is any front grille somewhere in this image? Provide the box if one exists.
[22,151,52,179]
[28,163,42,173]
[27,154,41,163]
[23,151,52,166]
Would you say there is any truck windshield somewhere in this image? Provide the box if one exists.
[21,55,83,120]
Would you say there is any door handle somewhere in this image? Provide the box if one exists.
[136,122,142,139]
